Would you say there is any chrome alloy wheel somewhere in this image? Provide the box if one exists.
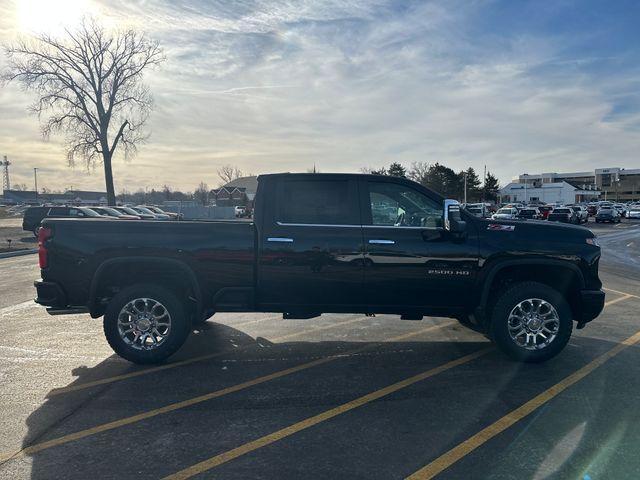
[117,298,172,351]
[507,298,560,350]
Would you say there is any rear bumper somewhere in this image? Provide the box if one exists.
[34,280,67,307]
[576,289,605,327]
[34,280,89,315]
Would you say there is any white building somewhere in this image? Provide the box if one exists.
[499,181,600,205]
[515,167,640,201]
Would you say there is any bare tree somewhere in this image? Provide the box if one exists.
[407,161,431,184]
[193,182,209,206]
[2,19,164,205]
[217,164,243,186]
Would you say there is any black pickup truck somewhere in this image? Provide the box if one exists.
[35,173,605,364]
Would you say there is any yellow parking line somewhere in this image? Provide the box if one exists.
[604,293,632,307]
[47,315,370,397]
[405,328,640,480]
[0,320,458,463]
[162,346,492,480]
[603,287,640,300]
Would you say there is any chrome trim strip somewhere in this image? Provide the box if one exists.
[275,221,440,230]
[276,222,361,228]
[267,237,294,243]
[368,239,395,245]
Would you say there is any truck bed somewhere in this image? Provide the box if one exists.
[40,218,256,310]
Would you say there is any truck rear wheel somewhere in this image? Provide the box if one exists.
[490,281,572,363]
[103,284,191,364]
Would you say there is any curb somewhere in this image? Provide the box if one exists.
[0,249,38,259]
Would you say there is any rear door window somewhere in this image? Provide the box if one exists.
[277,179,359,225]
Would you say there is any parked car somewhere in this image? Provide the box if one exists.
[613,204,628,218]
[627,206,640,219]
[90,206,140,220]
[234,205,247,217]
[22,205,105,236]
[113,206,156,220]
[537,205,553,219]
[492,207,519,220]
[547,207,577,224]
[465,205,485,218]
[595,206,621,223]
[569,205,588,224]
[139,205,181,220]
[132,206,171,220]
[586,204,598,216]
[34,172,604,365]
[517,207,541,220]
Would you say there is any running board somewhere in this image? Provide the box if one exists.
[46,307,89,315]
[283,312,321,320]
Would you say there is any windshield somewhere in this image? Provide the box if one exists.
[80,208,102,217]
[118,206,140,215]
[135,207,156,215]
[497,208,513,214]
[100,207,123,216]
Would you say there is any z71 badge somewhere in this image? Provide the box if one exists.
[487,224,515,231]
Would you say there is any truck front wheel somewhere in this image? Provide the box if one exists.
[490,282,573,363]
[103,284,191,364]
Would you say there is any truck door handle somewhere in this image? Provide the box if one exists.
[267,237,294,243]
[368,239,395,245]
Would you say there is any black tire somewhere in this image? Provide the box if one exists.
[490,281,573,363]
[104,284,191,364]
[33,227,40,238]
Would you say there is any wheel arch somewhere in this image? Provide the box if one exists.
[89,257,203,319]
[476,258,585,327]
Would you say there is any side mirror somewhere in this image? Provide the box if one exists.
[443,199,467,237]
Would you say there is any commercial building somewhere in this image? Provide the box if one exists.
[499,181,599,205]
[1,189,107,205]
[514,168,640,202]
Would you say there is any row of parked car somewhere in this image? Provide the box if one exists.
[22,205,181,236]
[464,200,640,225]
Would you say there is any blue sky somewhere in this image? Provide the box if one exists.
[1,0,639,192]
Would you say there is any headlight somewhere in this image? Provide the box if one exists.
[586,237,599,247]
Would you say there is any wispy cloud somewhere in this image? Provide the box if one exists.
[1,0,640,191]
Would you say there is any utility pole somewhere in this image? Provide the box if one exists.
[483,165,486,202]
[463,172,467,204]
[33,168,38,203]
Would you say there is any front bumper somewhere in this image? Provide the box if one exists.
[575,289,605,327]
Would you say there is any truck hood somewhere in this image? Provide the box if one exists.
[480,218,595,243]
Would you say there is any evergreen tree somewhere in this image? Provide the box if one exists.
[387,162,407,178]
[482,171,500,202]
[459,167,482,202]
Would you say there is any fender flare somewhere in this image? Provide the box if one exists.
[89,256,203,317]
[478,258,585,310]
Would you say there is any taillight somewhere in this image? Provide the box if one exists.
[38,227,52,269]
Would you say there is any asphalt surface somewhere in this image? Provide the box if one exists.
[0,218,639,479]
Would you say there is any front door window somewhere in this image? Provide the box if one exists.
[368,182,443,228]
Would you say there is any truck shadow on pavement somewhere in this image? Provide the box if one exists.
[15,322,640,480]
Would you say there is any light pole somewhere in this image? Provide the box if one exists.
[33,168,38,203]
[463,172,467,204]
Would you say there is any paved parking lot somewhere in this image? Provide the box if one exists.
[1,218,640,479]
